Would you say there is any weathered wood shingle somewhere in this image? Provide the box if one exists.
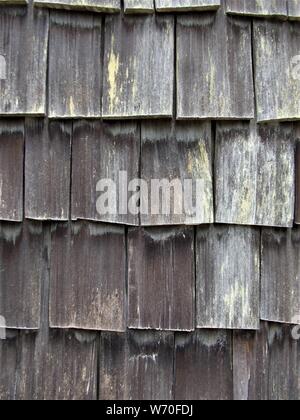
[124,0,154,13]
[128,227,195,331]
[100,331,174,400]
[288,0,300,19]
[49,11,102,119]
[226,0,288,18]
[0,6,48,115]
[0,120,24,222]
[156,0,220,12]
[196,225,260,330]
[177,9,254,120]
[25,119,72,221]
[50,222,126,331]
[34,0,121,12]
[141,121,213,226]
[215,121,295,227]
[103,14,174,119]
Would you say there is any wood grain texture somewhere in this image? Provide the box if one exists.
[233,322,300,400]
[124,0,154,13]
[226,0,288,18]
[34,0,120,12]
[141,121,213,226]
[175,330,233,400]
[196,225,260,330]
[215,121,295,228]
[25,119,72,221]
[261,228,300,324]
[254,19,300,122]
[72,121,140,226]
[103,14,174,119]
[0,6,48,116]
[99,331,174,400]
[0,120,24,222]
[296,126,300,223]
[49,11,102,119]
[0,331,19,400]
[177,9,254,120]
[0,221,48,329]
[156,0,220,11]
[289,0,300,19]
[128,227,195,331]
[50,222,126,331]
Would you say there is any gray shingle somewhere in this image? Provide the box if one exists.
[124,0,154,13]
[34,0,120,12]
[156,0,220,12]
[226,0,288,18]
[288,0,300,19]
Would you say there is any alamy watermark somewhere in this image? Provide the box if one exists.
[0,316,6,340]
[0,54,6,81]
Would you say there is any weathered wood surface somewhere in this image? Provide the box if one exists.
[0,0,28,4]
[100,331,174,400]
[50,222,126,331]
[196,225,260,330]
[103,14,174,119]
[254,20,300,122]
[0,7,48,115]
[226,0,288,18]
[177,10,254,120]
[288,0,300,19]
[215,121,295,227]
[25,119,72,221]
[0,331,19,400]
[124,0,154,13]
[261,228,300,324]
[0,120,24,222]
[72,121,140,226]
[34,0,120,12]
[156,0,220,11]
[49,11,102,119]
[296,127,300,223]
[233,322,300,400]
[128,227,195,331]
[175,330,233,400]
[0,221,48,329]
[141,121,213,226]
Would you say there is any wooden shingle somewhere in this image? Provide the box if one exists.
[0,221,48,329]
[141,121,214,226]
[124,0,154,13]
[34,0,121,12]
[0,331,19,400]
[0,6,48,116]
[196,225,260,330]
[254,19,300,122]
[103,14,174,119]
[0,120,24,222]
[128,227,195,331]
[99,331,174,400]
[72,121,140,226]
[226,0,288,19]
[296,125,300,224]
[215,121,295,228]
[177,9,254,120]
[25,119,72,221]
[155,0,220,12]
[50,222,126,331]
[175,330,233,400]
[288,0,300,19]
[49,11,102,119]
[261,228,300,324]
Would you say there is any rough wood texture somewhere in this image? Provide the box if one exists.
[0,0,28,3]
[233,322,300,400]
[177,9,254,120]
[0,221,48,329]
[196,225,260,330]
[254,20,300,122]
[103,14,174,119]
[50,222,126,331]
[289,0,300,19]
[141,121,213,226]
[34,0,120,12]
[215,121,295,228]
[0,7,48,116]
[0,120,24,222]
[25,119,72,221]
[49,11,102,119]
[124,0,154,13]
[72,121,140,226]
[0,331,19,400]
[261,228,300,324]
[226,0,288,18]
[156,0,220,11]
[175,330,233,400]
[128,227,195,331]
[295,125,300,224]
[100,331,174,400]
